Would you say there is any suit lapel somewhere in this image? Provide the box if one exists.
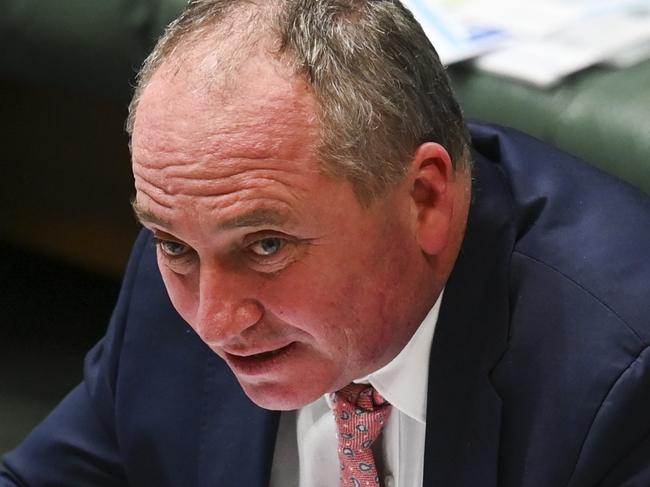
[198,354,280,487]
[423,151,514,487]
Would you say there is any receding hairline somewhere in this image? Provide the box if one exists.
[127,0,472,206]
[127,1,285,136]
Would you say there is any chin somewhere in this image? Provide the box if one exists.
[239,380,327,411]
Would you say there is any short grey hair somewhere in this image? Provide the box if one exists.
[127,0,470,203]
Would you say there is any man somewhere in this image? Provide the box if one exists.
[2,1,650,486]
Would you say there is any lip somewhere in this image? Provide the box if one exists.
[223,342,293,357]
[223,342,298,377]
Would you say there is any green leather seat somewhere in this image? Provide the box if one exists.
[449,60,650,194]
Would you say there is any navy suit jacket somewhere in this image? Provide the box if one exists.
[3,123,650,486]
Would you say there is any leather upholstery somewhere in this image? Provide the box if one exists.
[449,60,650,194]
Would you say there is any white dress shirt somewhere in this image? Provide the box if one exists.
[270,294,443,487]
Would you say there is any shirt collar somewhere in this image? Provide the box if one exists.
[326,292,443,424]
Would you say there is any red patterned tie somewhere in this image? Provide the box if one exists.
[332,383,392,487]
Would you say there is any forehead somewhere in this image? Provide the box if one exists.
[132,45,319,167]
[129,42,341,228]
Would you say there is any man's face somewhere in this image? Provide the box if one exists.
[131,54,435,410]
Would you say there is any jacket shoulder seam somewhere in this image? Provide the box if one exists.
[512,249,646,347]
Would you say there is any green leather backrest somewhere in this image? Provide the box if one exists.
[449,61,650,195]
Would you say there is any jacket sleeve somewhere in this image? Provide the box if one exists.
[0,231,152,486]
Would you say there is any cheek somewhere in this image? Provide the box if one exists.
[264,237,400,328]
[258,266,354,348]
[334,237,419,355]
[265,278,345,332]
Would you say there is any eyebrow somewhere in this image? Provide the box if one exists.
[217,208,292,230]
[131,200,292,231]
[132,200,172,228]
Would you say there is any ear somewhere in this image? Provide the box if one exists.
[409,142,454,256]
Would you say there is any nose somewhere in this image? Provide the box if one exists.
[194,266,263,346]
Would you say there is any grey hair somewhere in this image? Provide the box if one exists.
[127,0,470,203]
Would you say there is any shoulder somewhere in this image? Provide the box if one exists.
[470,123,650,485]
[470,121,650,346]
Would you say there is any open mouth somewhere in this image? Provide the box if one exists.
[224,342,297,375]
[249,347,287,360]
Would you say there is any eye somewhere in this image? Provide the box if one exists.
[156,239,190,257]
[249,237,286,257]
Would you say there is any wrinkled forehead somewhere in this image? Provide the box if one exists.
[131,40,320,169]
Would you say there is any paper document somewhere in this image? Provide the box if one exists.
[401,0,509,65]
[476,5,650,87]
[402,0,650,86]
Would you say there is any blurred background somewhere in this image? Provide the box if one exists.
[1,0,649,454]
[0,0,186,453]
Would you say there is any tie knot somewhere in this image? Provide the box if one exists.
[335,383,388,412]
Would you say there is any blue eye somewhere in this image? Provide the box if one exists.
[157,239,190,257]
[250,237,285,256]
